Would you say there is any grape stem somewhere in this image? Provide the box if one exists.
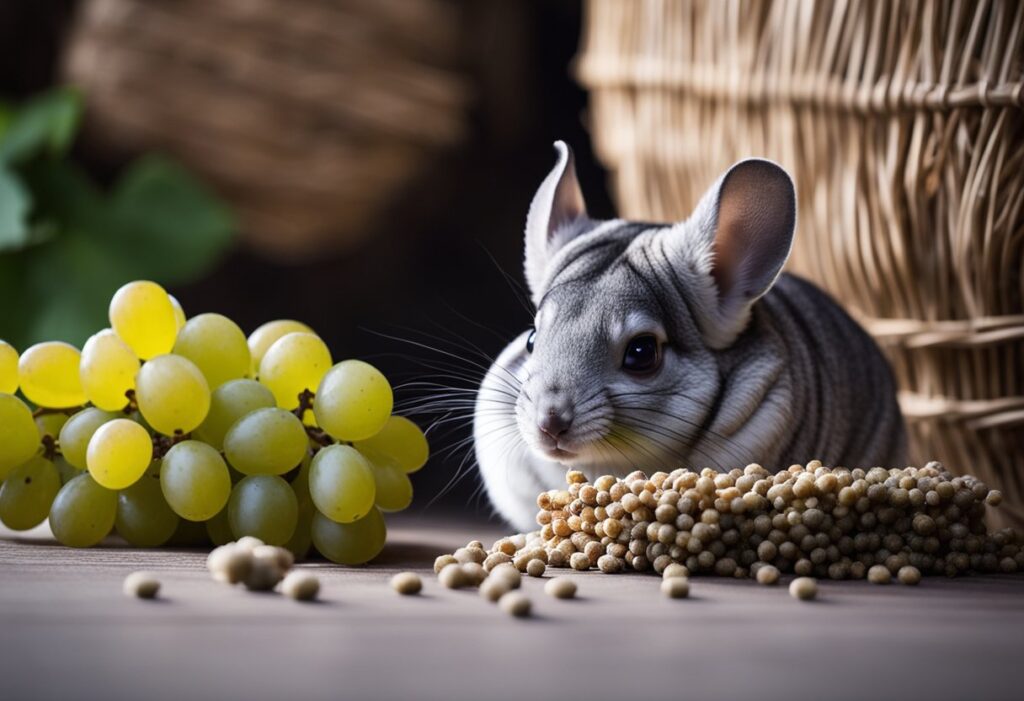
[152,430,189,459]
[32,406,79,418]
[123,389,139,414]
[41,434,58,460]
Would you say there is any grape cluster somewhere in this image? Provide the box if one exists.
[0,280,428,564]
[470,463,1022,581]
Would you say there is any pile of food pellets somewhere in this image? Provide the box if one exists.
[438,461,1021,592]
[206,536,320,600]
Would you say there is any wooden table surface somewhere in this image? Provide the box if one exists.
[2,515,1022,701]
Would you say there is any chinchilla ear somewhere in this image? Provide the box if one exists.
[666,158,796,348]
[524,141,589,304]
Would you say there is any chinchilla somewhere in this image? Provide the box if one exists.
[474,141,906,530]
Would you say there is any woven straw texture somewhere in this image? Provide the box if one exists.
[62,0,473,261]
[577,0,1024,527]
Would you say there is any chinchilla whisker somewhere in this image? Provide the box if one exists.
[616,414,747,468]
[614,403,749,461]
[478,242,536,319]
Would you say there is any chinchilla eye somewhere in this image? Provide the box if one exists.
[622,334,660,373]
[526,328,536,354]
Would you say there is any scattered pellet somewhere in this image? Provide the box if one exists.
[483,552,513,572]
[661,577,690,599]
[207,544,254,584]
[123,571,160,599]
[438,563,468,589]
[897,566,921,586]
[526,559,546,577]
[662,563,689,580]
[756,565,780,585]
[453,547,486,565]
[433,554,458,574]
[498,591,532,617]
[461,562,487,586]
[234,536,264,551]
[868,565,892,584]
[544,577,577,599]
[244,556,284,591]
[390,572,423,595]
[281,571,320,601]
[480,576,512,602]
[789,577,818,600]
[488,563,522,590]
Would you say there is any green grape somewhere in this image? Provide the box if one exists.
[59,407,119,470]
[205,505,234,546]
[354,415,429,474]
[35,412,69,441]
[49,472,117,548]
[160,440,231,521]
[169,294,186,331]
[313,360,393,441]
[258,332,331,409]
[108,280,178,360]
[194,379,276,450]
[136,354,211,435]
[370,461,413,512]
[228,475,298,545]
[80,329,140,411]
[173,313,251,389]
[54,456,82,484]
[115,464,179,547]
[18,341,87,408]
[0,393,39,479]
[308,444,376,523]
[86,418,153,490]
[0,455,61,530]
[284,496,315,560]
[247,319,314,377]
[223,407,308,476]
[311,507,386,565]
[0,340,18,393]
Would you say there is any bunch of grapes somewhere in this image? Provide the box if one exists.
[0,281,428,564]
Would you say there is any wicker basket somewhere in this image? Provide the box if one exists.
[62,0,473,261]
[577,0,1024,527]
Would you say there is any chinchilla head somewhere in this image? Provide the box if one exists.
[513,141,796,473]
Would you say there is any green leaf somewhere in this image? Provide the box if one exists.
[0,87,82,166]
[101,155,235,284]
[0,167,31,250]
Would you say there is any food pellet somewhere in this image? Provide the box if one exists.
[526,559,546,577]
[488,563,522,590]
[453,547,486,565]
[789,577,818,600]
[390,571,423,595]
[868,565,892,584]
[756,564,780,585]
[207,544,254,584]
[597,554,622,574]
[480,576,512,602]
[438,563,468,589]
[281,571,320,601]
[461,562,487,586]
[897,566,921,586]
[498,591,532,617]
[123,571,160,599]
[661,577,690,599]
[434,462,1020,592]
[570,552,590,571]
[544,576,577,599]
[434,554,458,574]
[244,557,284,591]
[662,563,689,580]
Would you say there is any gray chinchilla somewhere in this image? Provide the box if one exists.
[475,141,906,530]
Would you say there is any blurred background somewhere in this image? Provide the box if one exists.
[0,0,612,518]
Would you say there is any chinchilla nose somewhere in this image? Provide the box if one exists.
[538,410,572,439]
